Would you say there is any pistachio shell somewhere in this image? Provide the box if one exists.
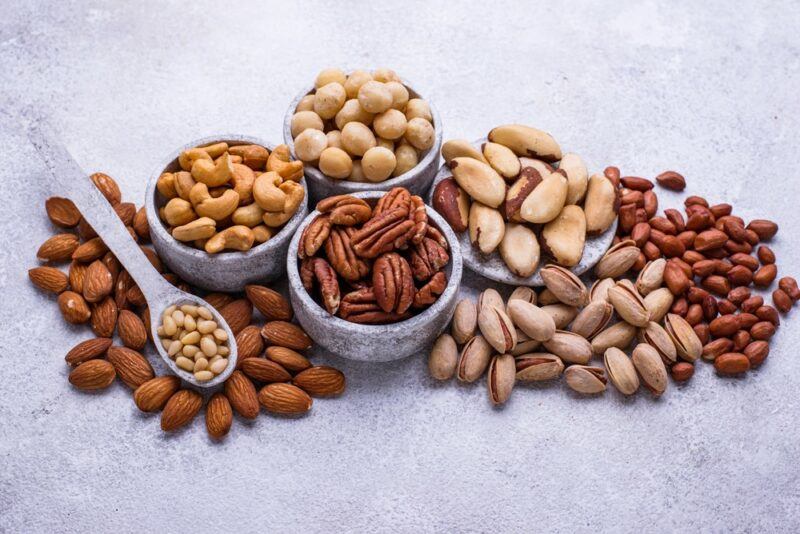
[664,314,702,362]
[569,301,613,339]
[428,334,458,380]
[511,329,541,355]
[488,354,516,405]
[607,279,649,327]
[594,240,640,279]
[603,347,639,395]
[451,298,478,344]
[541,205,586,267]
[542,330,592,364]
[507,286,537,309]
[507,300,556,342]
[540,265,589,307]
[632,343,668,396]
[638,321,677,365]
[456,335,492,382]
[515,353,564,381]
[540,304,579,330]
[644,288,674,323]
[636,258,667,296]
[477,305,517,353]
[591,321,637,355]
[564,365,607,394]
[478,288,505,313]
[590,278,616,303]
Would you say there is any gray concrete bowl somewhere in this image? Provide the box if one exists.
[427,138,618,287]
[145,134,309,293]
[283,76,443,205]
[287,191,462,362]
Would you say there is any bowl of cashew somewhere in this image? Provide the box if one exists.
[145,134,309,292]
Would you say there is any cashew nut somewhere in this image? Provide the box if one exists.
[263,181,305,227]
[173,171,196,201]
[204,225,255,254]
[229,144,269,170]
[266,145,304,182]
[178,148,212,171]
[230,163,256,205]
[201,142,229,158]
[157,172,177,199]
[191,152,233,187]
[189,182,240,221]
[163,198,197,226]
[172,217,216,242]
[253,171,287,212]
[252,224,273,243]
[232,203,265,228]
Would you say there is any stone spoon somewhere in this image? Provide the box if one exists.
[27,121,237,389]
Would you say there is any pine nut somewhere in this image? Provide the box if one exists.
[182,344,199,358]
[217,346,229,356]
[156,326,165,337]
[197,306,213,320]
[180,304,198,316]
[197,320,217,334]
[194,357,209,372]
[171,310,185,327]
[163,315,177,336]
[160,338,171,350]
[209,358,228,374]
[175,356,194,371]
[180,331,200,345]
[200,336,217,357]
[167,339,183,356]
[183,315,196,332]
[212,328,228,341]
[194,370,214,381]
[164,304,177,317]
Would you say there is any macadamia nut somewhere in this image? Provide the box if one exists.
[349,160,367,182]
[326,130,343,149]
[393,142,419,176]
[315,68,347,88]
[405,98,433,122]
[291,110,324,138]
[344,70,373,99]
[294,129,328,161]
[385,81,410,110]
[373,109,408,140]
[361,146,397,182]
[313,82,347,119]
[341,122,377,157]
[335,99,374,130]
[296,94,315,112]
[318,147,353,179]
[405,117,435,151]
[358,81,393,114]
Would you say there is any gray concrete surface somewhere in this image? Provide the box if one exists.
[1,1,799,532]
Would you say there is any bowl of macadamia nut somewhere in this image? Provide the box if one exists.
[284,68,442,204]
[145,134,308,292]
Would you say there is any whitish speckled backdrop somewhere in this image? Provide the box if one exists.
[1,1,799,532]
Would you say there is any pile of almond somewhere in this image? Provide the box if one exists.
[30,173,344,439]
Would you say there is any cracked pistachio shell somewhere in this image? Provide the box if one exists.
[450,157,506,208]
[488,354,516,405]
[541,205,586,267]
[441,139,487,164]
[607,279,649,327]
[540,265,589,307]
[507,286,537,310]
[644,288,675,324]
[584,173,619,235]
[560,153,589,205]
[664,314,702,362]
[631,343,668,396]
[477,305,517,354]
[500,223,540,277]
[451,298,478,345]
[636,258,666,296]
[515,353,564,382]
[537,288,560,306]
[603,347,639,395]
[569,300,613,339]
[638,321,677,365]
[540,304,579,330]
[507,300,556,342]
[487,124,562,162]
[428,334,458,380]
[469,202,505,255]
[564,365,607,394]
[520,173,568,224]
[590,278,616,303]
[478,288,505,314]
[511,329,541,355]
[542,330,593,365]
[591,321,637,355]
[594,240,640,279]
[456,335,492,383]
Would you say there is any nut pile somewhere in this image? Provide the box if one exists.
[30,173,344,439]
[156,141,305,253]
[298,187,450,323]
[157,304,230,382]
[433,124,618,277]
[291,68,435,182]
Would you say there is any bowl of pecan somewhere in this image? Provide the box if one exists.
[287,187,462,362]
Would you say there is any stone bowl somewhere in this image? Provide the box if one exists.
[427,138,618,287]
[287,191,462,362]
[283,76,443,205]
[145,134,309,293]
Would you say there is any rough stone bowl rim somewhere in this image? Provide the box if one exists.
[286,190,463,338]
[144,133,309,265]
[282,73,443,195]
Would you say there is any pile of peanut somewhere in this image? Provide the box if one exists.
[291,68,435,182]
[156,141,305,253]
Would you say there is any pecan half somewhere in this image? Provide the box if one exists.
[301,257,340,315]
[324,226,371,281]
[339,287,409,324]
[351,206,414,258]
[425,225,448,250]
[317,195,372,226]
[408,195,428,245]
[413,271,447,308]
[298,214,331,259]
[300,257,315,291]
[410,237,450,281]
[373,252,414,314]
[373,187,411,217]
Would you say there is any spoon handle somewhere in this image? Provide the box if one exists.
[27,120,174,305]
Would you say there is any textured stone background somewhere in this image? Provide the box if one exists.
[2,1,799,532]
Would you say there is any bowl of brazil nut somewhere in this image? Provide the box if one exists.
[287,188,462,362]
[146,134,308,292]
[428,125,618,287]
[283,68,443,205]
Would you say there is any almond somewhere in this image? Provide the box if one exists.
[206,393,233,439]
[257,383,312,415]
[69,359,116,390]
[224,370,259,419]
[113,202,136,226]
[245,285,293,321]
[28,266,68,293]
[58,291,91,324]
[133,375,180,412]
[161,389,203,431]
[234,325,264,366]
[293,366,345,396]
[82,260,113,302]
[204,292,234,310]
[261,321,312,351]
[90,172,121,206]
[241,358,292,383]
[90,296,118,337]
[219,299,252,336]
[72,237,108,263]
[37,233,80,262]
[77,218,97,240]
[117,310,148,350]
[106,346,154,388]
[126,283,146,307]
[65,337,112,365]
[132,207,150,241]
[45,197,81,227]
[265,346,312,372]
[140,246,163,272]
[68,261,88,293]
